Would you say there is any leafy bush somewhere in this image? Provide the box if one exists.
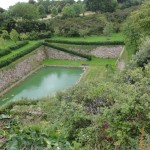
[9,41,29,50]
[130,37,150,68]
[28,31,51,40]
[1,30,10,40]
[0,48,11,57]
[49,14,110,36]
[14,20,48,33]
[43,42,92,60]
[2,125,72,149]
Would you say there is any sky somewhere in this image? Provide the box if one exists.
[0,0,79,10]
[0,0,33,9]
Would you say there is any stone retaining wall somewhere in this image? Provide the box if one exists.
[0,47,85,93]
[0,49,46,92]
[91,46,123,58]
[45,47,86,61]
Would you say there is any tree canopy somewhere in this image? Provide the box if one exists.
[123,0,150,51]
[9,2,39,20]
[85,0,117,12]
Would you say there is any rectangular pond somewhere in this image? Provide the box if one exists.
[0,66,84,105]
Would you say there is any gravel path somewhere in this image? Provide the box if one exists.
[91,46,123,58]
[118,60,125,71]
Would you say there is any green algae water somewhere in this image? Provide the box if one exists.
[0,67,83,105]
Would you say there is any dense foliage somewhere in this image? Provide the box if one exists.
[85,0,117,12]
[0,0,149,149]
[123,0,150,52]
[0,40,150,148]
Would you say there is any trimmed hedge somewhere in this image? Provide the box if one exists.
[9,41,29,50]
[45,39,125,45]
[0,41,29,57]
[0,42,43,69]
[0,48,11,57]
[43,42,92,60]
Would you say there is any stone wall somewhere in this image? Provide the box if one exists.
[0,49,46,92]
[91,46,123,58]
[45,47,86,61]
[0,47,85,93]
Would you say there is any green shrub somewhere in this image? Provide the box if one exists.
[130,37,150,68]
[9,41,29,50]
[45,39,124,45]
[28,31,51,40]
[43,42,92,60]
[0,48,11,57]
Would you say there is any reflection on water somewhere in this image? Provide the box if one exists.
[0,67,83,105]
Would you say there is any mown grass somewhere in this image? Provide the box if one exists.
[50,33,124,42]
[50,43,97,52]
[43,58,116,82]
[43,58,116,67]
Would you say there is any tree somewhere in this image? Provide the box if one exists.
[79,28,90,37]
[38,4,46,17]
[85,0,117,12]
[62,4,76,18]
[81,4,86,16]
[1,30,10,40]
[9,2,39,20]
[123,0,150,52]
[131,37,150,68]
[28,0,36,4]
[10,29,19,43]
[48,5,51,14]
[0,36,6,48]
[0,7,5,13]
[57,5,62,13]
[117,0,143,8]
[72,3,82,16]
[63,0,75,5]
[19,33,28,41]
[51,6,58,17]
[103,22,114,40]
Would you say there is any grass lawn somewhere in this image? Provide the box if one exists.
[50,43,97,52]
[43,58,116,82]
[50,33,124,42]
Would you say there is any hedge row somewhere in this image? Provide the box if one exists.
[45,39,125,45]
[0,48,11,57]
[0,42,43,69]
[43,42,92,60]
[9,41,29,50]
[0,41,29,57]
